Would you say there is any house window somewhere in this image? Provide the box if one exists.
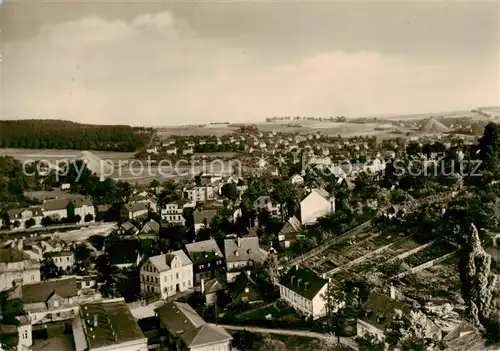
[31,275,34,280]
[183,282,186,287]
[54,301,59,308]
[23,331,28,339]
[188,280,191,286]
[176,273,179,279]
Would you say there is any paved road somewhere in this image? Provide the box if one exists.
[210,323,358,350]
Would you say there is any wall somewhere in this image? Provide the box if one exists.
[190,340,231,351]
[300,192,331,225]
[395,251,458,279]
[356,319,385,341]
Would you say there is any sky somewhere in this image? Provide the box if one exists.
[2,0,499,126]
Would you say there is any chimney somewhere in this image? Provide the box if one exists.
[200,279,205,294]
[390,284,397,300]
[237,237,241,247]
[234,250,239,257]
[297,278,303,286]
[93,314,98,327]
[295,264,298,270]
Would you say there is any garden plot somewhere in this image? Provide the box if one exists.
[399,255,463,305]
[403,241,457,269]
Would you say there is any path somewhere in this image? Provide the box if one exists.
[210,323,358,350]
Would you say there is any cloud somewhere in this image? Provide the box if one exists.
[3,11,498,125]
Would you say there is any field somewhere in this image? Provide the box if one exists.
[156,107,497,138]
[0,148,136,162]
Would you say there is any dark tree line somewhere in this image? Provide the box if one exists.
[0,120,153,152]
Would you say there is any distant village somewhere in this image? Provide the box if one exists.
[1,117,500,351]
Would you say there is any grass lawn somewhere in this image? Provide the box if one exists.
[236,302,299,321]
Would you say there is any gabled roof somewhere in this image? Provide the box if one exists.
[20,278,78,304]
[125,202,148,213]
[43,198,70,212]
[0,247,30,263]
[120,221,138,232]
[140,219,160,234]
[280,216,301,234]
[279,266,327,300]
[155,301,232,348]
[185,240,223,264]
[148,250,192,272]
[223,236,263,263]
[203,278,227,295]
[71,197,93,208]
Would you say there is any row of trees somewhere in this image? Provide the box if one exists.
[0,120,152,151]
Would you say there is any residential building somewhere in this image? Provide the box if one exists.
[42,198,70,221]
[7,206,43,229]
[42,197,95,224]
[72,197,96,223]
[223,235,264,283]
[161,199,195,225]
[199,172,223,185]
[140,250,193,299]
[289,174,304,185]
[44,250,75,272]
[0,248,41,291]
[139,219,160,239]
[185,239,225,284]
[130,192,158,213]
[184,186,215,202]
[278,216,302,249]
[254,195,281,217]
[231,271,262,305]
[166,147,178,155]
[300,188,335,226]
[124,203,149,220]
[155,301,232,351]
[8,278,81,324]
[201,278,228,306]
[193,208,218,233]
[72,298,148,351]
[119,221,139,236]
[278,266,328,319]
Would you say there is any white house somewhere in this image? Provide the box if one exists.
[300,188,335,226]
[278,266,329,319]
[44,250,75,272]
[124,203,149,220]
[72,298,148,351]
[7,207,43,229]
[140,250,193,299]
[184,186,215,202]
[0,248,41,292]
[290,174,304,185]
[161,199,195,225]
[11,278,81,324]
[254,195,281,217]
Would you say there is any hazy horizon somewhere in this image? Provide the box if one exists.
[2,1,499,126]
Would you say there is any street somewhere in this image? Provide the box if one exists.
[210,323,359,350]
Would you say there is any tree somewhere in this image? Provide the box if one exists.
[221,183,239,202]
[40,257,63,280]
[477,122,500,170]
[356,333,385,351]
[323,283,361,343]
[254,335,287,351]
[95,254,120,297]
[25,218,36,229]
[41,216,53,227]
[459,223,496,330]
[73,244,93,275]
[386,309,440,350]
[84,213,94,223]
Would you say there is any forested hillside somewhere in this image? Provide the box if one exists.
[0,120,153,152]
